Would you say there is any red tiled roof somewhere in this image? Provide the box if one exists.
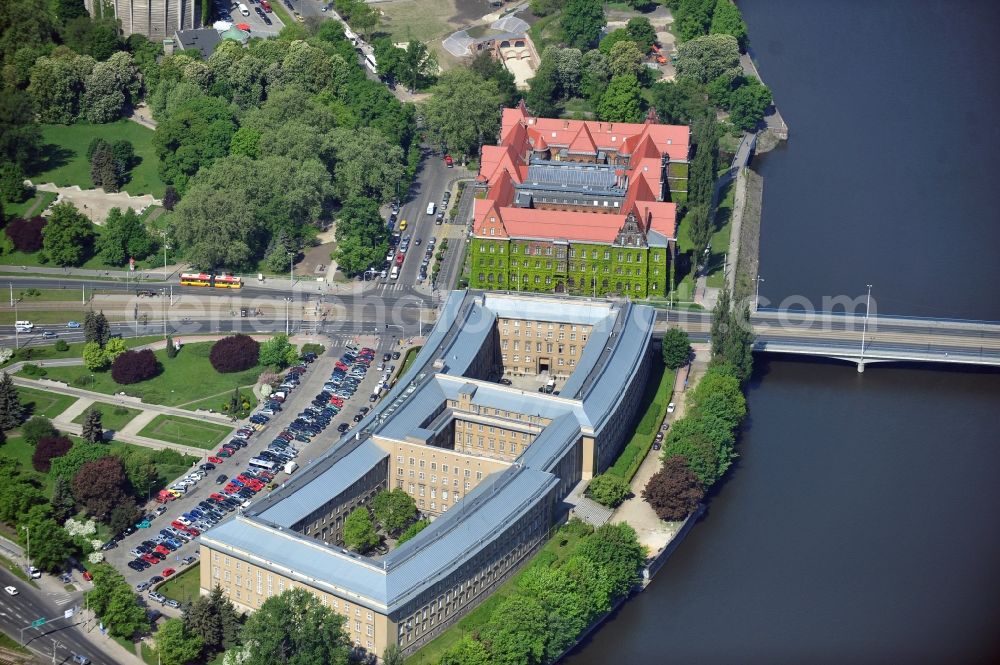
[496,207,622,244]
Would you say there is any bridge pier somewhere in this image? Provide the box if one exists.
[857,361,865,373]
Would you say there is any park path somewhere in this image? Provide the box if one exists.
[118,409,158,437]
[610,347,708,554]
[53,395,95,423]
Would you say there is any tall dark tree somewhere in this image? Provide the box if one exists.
[94,311,110,347]
[183,585,242,654]
[81,407,103,443]
[51,475,77,523]
[0,372,24,431]
[72,456,133,522]
[32,434,73,472]
[561,0,605,50]
[688,114,718,208]
[710,287,754,383]
[661,327,692,369]
[0,89,42,170]
[643,455,705,520]
[235,588,349,665]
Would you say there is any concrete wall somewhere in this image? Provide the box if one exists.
[110,0,200,40]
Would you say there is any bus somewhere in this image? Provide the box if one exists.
[365,53,377,74]
[179,273,243,289]
[248,458,277,472]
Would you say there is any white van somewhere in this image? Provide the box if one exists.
[390,265,400,280]
[238,3,250,15]
[14,320,33,333]
[426,202,436,215]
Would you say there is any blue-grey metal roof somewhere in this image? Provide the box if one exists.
[647,229,672,247]
[256,439,388,527]
[524,162,622,193]
[435,375,591,428]
[382,465,559,608]
[200,516,390,611]
[560,310,617,398]
[483,293,614,326]
[517,412,582,472]
[374,378,447,440]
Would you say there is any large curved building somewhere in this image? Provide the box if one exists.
[86,0,201,40]
[198,291,656,656]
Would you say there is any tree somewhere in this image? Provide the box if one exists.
[21,416,56,446]
[27,48,95,124]
[32,434,72,472]
[119,448,160,499]
[83,341,109,370]
[81,407,103,443]
[598,28,632,57]
[21,512,75,573]
[728,78,773,131]
[710,287,754,383]
[383,644,404,665]
[209,335,260,373]
[0,372,24,430]
[0,89,43,170]
[90,139,121,191]
[108,503,140,536]
[51,476,77,523]
[371,489,417,534]
[576,522,645,600]
[82,51,141,123]
[688,366,746,429]
[525,60,560,118]
[98,207,154,265]
[163,185,179,211]
[688,114,718,208]
[675,33,741,84]
[661,327,692,369]
[440,635,491,665]
[153,95,237,193]
[184,585,242,654]
[674,0,715,42]
[587,474,632,508]
[643,455,705,520]
[561,0,605,50]
[103,582,149,638]
[661,415,730,486]
[328,126,405,203]
[396,519,429,545]
[0,162,31,203]
[55,0,89,23]
[626,17,657,52]
[399,40,437,92]
[111,349,159,384]
[686,204,712,260]
[155,618,205,665]
[231,588,349,665]
[479,594,547,665]
[333,197,388,277]
[342,507,378,553]
[259,334,298,369]
[710,0,748,51]
[50,441,108,480]
[4,215,45,251]
[165,335,178,359]
[608,40,645,78]
[42,201,94,266]
[597,74,644,123]
[72,456,133,521]
[423,68,503,160]
[468,51,518,106]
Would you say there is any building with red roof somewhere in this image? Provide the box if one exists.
[469,102,690,298]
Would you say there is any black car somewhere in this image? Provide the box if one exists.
[122,525,137,537]
[199,462,216,471]
[337,422,350,433]
[498,378,512,386]
[216,474,228,484]
[127,560,144,571]
[392,351,400,360]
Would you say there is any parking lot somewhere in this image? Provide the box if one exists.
[215,0,284,38]
[102,335,400,609]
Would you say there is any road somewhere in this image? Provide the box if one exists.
[0,567,127,665]
[105,334,401,593]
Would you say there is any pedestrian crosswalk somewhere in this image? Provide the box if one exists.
[50,592,75,606]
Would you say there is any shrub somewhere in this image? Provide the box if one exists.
[643,455,705,521]
[4,216,47,252]
[587,473,632,508]
[300,343,325,357]
[32,435,73,472]
[110,349,159,384]
[21,363,46,377]
[209,334,260,373]
[54,340,69,352]
[22,415,56,445]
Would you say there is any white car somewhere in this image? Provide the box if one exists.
[667,402,676,414]
[4,586,18,596]
[28,566,41,579]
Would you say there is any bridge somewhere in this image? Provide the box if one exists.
[655,309,1000,371]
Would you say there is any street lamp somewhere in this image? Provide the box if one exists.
[160,231,170,280]
[13,297,21,350]
[754,275,765,311]
[288,252,295,289]
[284,297,292,336]
[860,284,873,366]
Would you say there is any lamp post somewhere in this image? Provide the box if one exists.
[860,284,873,368]
[754,275,765,311]
[160,231,170,279]
[284,297,291,336]
[288,252,295,289]
[13,298,20,350]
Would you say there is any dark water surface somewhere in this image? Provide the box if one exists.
[564,1,1000,663]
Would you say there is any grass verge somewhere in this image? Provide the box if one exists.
[2,191,58,219]
[37,341,264,407]
[1,335,164,369]
[157,563,200,605]
[137,415,231,449]
[0,630,30,653]
[0,553,32,585]
[705,180,735,289]
[71,401,142,432]
[607,359,675,481]
[398,345,421,377]
[16,385,78,419]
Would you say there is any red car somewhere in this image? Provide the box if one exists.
[210,493,226,501]
[258,471,275,481]
[162,568,176,577]
[207,456,224,464]
[444,154,453,167]
[182,526,200,536]
[154,545,170,556]
[141,553,158,564]
[171,520,187,530]
[82,571,93,581]
[248,481,265,491]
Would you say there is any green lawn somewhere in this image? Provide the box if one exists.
[398,345,422,377]
[561,96,595,119]
[407,524,590,665]
[137,415,231,449]
[157,563,200,604]
[1,308,90,326]
[2,190,57,219]
[17,385,78,419]
[35,341,265,407]
[705,180,735,289]
[32,120,166,197]
[0,629,30,653]
[378,0,461,43]
[71,401,142,432]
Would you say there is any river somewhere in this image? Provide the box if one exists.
[563,1,1000,663]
